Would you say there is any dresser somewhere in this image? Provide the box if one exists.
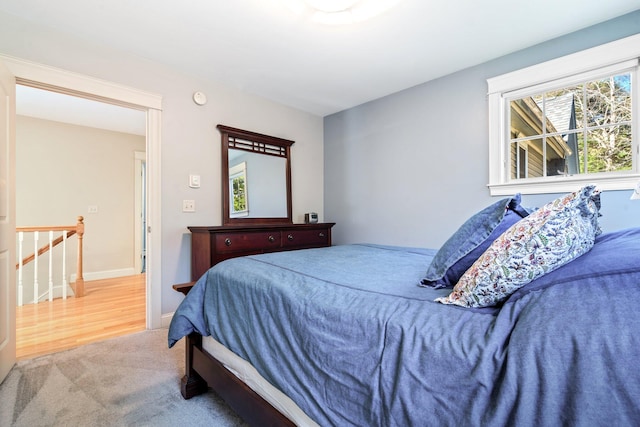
[187,223,335,282]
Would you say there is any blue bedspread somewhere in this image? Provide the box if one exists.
[169,229,640,426]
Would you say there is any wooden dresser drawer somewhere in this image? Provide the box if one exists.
[214,231,281,253]
[282,228,330,248]
[188,223,335,281]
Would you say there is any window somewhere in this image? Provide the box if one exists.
[229,162,248,217]
[487,34,640,195]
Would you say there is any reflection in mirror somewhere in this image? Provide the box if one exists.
[229,160,248,218]
[218,125,294,225]
[229,150,288,218]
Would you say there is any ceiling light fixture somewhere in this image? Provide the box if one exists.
[304,0,360,13]
[284,0,401,25]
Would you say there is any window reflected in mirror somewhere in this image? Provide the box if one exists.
[229,161,248,218]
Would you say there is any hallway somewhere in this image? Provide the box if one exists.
[15,274,146,360]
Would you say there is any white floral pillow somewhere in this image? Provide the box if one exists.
[436,185,601,308]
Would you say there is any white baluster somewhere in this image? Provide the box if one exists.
[48,230,54,302]
[62,230,68,300]
[33,231,39,304]
[18,231,23,307]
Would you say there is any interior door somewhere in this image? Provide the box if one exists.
[0,60,16,384]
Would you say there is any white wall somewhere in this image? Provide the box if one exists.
[325,10,640,248]
[0,11,324,315]
[16,115,145,302]
[16,115,145,275]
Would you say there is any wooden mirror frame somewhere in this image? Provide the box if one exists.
[218,124,294,225]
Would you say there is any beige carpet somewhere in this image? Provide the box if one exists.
[0,329,249,427]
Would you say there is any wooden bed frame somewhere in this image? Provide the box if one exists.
[180,333,296,427]
[177,218,334,426]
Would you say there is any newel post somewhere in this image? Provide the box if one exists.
[74,216,85,297]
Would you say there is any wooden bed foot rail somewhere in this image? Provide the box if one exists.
[183,333,295,427]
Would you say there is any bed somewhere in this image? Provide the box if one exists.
[168,187,640,426]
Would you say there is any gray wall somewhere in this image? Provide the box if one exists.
[324,10,640,248]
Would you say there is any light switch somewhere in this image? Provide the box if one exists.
[183,200,195,212]
[189,174,201,188]
[88,205,98,213]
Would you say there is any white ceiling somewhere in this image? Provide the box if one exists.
[16,85,147,136]
[2,0,639,123]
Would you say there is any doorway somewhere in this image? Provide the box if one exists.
[14,85,148,355]
[16,84,147,279]
[2,54,163,331]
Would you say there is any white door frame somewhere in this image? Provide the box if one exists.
[0,56,16,384]
[2,54,163,329]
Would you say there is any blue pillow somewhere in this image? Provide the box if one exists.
[436,185,601,307]
[421,194,530,289]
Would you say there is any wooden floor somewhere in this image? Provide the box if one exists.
[16,274,146,360]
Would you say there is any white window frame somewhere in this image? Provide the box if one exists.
[487,33,640,195]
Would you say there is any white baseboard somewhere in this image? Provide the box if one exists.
[161,312,174,328]
[70,267,137,282]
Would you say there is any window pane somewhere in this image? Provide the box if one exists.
[586,125,632,173]
[528,139,544,177]
[510,142,529,179]
[511,138,544,179]
[546,137,567,176]
[510,98,543,138]
[543,86,582,134]
[585,73,632,128]
[232,176,247,212]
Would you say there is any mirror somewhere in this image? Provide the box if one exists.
[218,124,294,225]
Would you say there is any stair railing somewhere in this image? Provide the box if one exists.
[16,216,85,305]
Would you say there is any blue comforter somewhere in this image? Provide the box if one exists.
[169,228,640,426]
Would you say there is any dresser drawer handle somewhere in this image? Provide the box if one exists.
[319,232,325,238]
[268,235,276,243]
[287,234,294,241]
[224,238,232,247]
